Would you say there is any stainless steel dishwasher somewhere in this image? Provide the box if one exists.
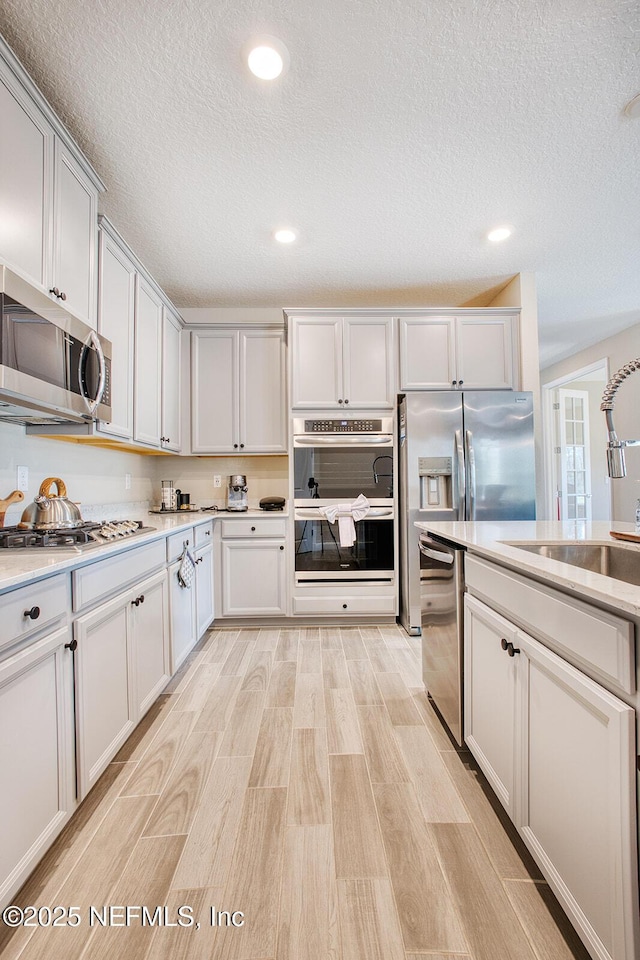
[419,532,465,746]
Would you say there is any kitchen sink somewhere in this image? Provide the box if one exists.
[504,541,640,586]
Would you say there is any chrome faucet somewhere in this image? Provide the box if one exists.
[372,455,394,496]
[600,357,640,477]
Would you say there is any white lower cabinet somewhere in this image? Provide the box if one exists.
[168,557,196,673]
[0,625,75,907]
[221,539,286,616]
[195,541,214,636]
[74,569,169,799]
[464,593,639,960]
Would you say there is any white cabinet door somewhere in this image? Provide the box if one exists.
[74,592,134,799]
[463,594,518,820]
[291,316,342,408]
[343,316,394,408]
[134,275,163,447]
[240,329,286,452]
[130,570,170,719]
[191,330,237,453]
[161,308,182,452]
[0,626,74,909]
[168,558,196,674]
[518,631,638,960]
[96,226,135,439]
[399,316,456,389]
[456,315,515,390]
[52,140,98,327]
[0,65,52,287]
[195,542,214,637]
[221,539,286,616]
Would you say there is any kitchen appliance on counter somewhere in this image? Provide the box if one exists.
[260,496,285,511]
[0,266,112,424]
[398,391,535,635]
[293,417,395,582]
[0,518,155,549]
[227,475,248,512]
[160,480,176,511]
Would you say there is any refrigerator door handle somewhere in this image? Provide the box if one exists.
[454,430,466,520]
[465,429,477,520]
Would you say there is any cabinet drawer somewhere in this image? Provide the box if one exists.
[73,539,166,611]
[220,518,287,538]
[0,574,69,656]
[293,595,396,616]
[166,527,195,563]
[194,520,214,548]
[465,555,635,695]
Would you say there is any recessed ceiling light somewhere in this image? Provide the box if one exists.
[623,93,640,119]
[246,36,289,80]
[487,226,512,243]
[274,228,296,243]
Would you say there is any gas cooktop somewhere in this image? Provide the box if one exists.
[0,520,155,549]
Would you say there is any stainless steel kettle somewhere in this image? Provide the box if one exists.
[19,477,84,529]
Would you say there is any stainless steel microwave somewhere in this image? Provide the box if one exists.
[0,267,111,424]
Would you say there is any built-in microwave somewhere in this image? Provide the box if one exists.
[0,267,111,423]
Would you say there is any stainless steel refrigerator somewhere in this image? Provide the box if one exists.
[398,391,536,636]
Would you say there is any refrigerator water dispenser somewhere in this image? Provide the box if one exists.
[419,457,452,509]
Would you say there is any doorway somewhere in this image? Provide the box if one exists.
[542,359,611,522]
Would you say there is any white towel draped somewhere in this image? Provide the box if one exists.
[319,494,371,546]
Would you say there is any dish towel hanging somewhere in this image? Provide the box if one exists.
[177,544,196,588]
[319,493,371,547]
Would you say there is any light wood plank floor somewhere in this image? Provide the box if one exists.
[1,625,591,960]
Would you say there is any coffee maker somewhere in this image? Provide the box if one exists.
[226,475,248,511]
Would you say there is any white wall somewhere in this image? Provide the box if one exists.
[542,323,640,523]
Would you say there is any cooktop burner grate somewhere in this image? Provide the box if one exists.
[0,520,150,548]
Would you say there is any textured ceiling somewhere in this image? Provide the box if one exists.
[1,0,639,365]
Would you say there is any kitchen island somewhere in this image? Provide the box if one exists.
[415,518,640,960]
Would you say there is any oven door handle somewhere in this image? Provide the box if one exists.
[294,509,394,518]
[293,436,393,445]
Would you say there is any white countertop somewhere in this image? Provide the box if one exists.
[0,506,290,593]
[414,519,640,617]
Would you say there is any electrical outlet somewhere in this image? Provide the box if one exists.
[125,473,132,490]
[16,465,28,491]
[213,475,222,488]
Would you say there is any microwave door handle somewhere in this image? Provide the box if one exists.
[454,430,466,520]
[465,429,476,521]
[78,330,106,415]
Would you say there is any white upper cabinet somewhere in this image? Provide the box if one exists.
[0,40,103,328]
[191,328,286,454]
[134,275,163,447]
[291,315,394,409]
[399,313,518,390]
[97,223,136,440]
[0,64,52,287]
[161,308,182,452]
[52,141,98,326]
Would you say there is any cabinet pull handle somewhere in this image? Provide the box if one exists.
[451,380,457,387]
[458,379,464,386]
[251,526,256,532]
[205,529,211,536]
[507,642,520,657]
[240,443,245,448]
[344,399,349,404]
[131,594,145,606]
[342,603,348,609]
[64,638,78,652]
[338,399,344,404]
[59,291,67,301]
[500,637,508,650]
[234,443,239,449]
[24,605,41,620]
[49,287,60,298]
[279,545,284,550]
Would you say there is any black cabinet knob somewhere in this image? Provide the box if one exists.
[279,545,284,550]
[49,287,60,298]
[64,638,78,652]
[59,291,67,301]
[338,399,344,404]
[234,443,238,449]
[251,526,256,531]
[205,529,211,536]
[507,643,520,657]
[451,380,457,386]
[342,603,347,609]
[458,379,464,386]
[344,399,349,404]
[240,443,245,448]
[501,637,509,650]
[24,605,41,620]
[131,594,145,606]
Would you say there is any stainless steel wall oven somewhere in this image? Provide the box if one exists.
[293,417,395,583]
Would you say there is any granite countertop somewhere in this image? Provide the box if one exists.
[414,519,640,617]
